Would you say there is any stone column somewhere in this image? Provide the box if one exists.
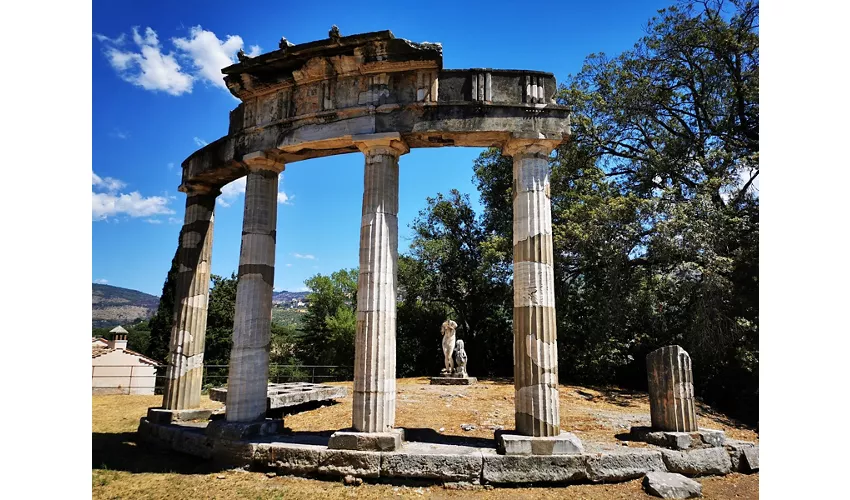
[225,152,284,423]
[505,138,562,437]
[351,133,407,434]
[161,184,218,414]
[647,345,698,432]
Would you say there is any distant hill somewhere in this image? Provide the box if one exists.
[92,283,160,328]
[272,290,309,304]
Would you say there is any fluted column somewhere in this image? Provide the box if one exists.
[505,138,561,437]
[351,133,408,433]
[647,345,698,432]
[163,184,218,410]
[226,152,284,422]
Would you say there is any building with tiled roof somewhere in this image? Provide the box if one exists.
[92,327,161,395]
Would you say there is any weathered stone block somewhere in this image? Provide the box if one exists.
[174,429,213,459]
[647,345,698,432]
[381,449,482,482]
[211,439,258,468]
[256,443,322,475]
[482,453,587,483]
[317,449,381,478]
[661,448,732,476]
[430,376,477,385]
[147,408,214,425]
[643,471,703,498]
[724,440,756,471]
[205,419,284,440]
[741,446,759,472]
[496,431,583,455]
[328,429,403,451]
[586,450,666,482]
[629,427,726,450]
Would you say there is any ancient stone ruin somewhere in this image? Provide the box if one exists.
[137,29,758,486]
[647,345,698,432]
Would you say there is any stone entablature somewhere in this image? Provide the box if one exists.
[179,30,568,195]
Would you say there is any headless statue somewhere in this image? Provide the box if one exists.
[440,319,458,375]
[454,339,468,378]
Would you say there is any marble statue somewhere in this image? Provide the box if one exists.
[454,339,468,378]
[440,319,458,375]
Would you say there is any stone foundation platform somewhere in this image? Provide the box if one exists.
[146,408,215,425]
[136,418,759,485]
[328,429,404,451]
[209,382,348,410]
[430,375,477,385]
[628,426,725,450]
[496,430,584,455]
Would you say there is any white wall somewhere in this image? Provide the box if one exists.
[92,350,157,395]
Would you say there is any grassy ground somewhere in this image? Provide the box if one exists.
[93,378,758,499]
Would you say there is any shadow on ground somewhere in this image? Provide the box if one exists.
[92,432,226,474]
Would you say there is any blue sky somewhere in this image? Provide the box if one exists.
[92,0,674,296]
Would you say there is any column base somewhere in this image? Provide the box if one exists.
[328,429,404,451]
[205,419,285,440]
[430,375,477,385]
[146,407,214,425]
[496,430,584,455]
[628,426,726,450]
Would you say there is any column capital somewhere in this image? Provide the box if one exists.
[179,182,221,197]
[502,135,562,158]
[352,132,410,157]
[242,151,286,173]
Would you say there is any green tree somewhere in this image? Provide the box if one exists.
[299,269,358,367]
[204,273,239,367]
[147,246,179,362]
[405,190,513,377]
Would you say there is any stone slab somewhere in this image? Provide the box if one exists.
[496,430,583,455]
[328,429,404,451]
[430,376,477,385]
[586,450,666,482]
[661,447,732,476]
[629,427,725,450]
[146,407,214,425]
[205,419,284,440]
[255,442,323,475]
[382,444,483,482]
[209,382,348,409]
[643,471,703,498]
[724,439,756,471]
[741,446,759,472]
[318,449,381,478]
[482,452,587,483]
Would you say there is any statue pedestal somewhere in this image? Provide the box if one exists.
[430,375,477,385]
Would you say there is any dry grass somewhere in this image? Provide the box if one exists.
[92,378,758,499]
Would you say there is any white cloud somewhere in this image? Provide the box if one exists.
[167,162,175,170]
[94,33,125,45]
[216,176,290,208]
[94,278,109,284]
[109,128,129,139]
[217,176,246,207]
[95,25,260,96]
[173,26,247,90]
[293,253,316,260]
[92,170,174,221]
[286,263,292,267]
[93,191,174,220]
[193,136,208,147]
[100,26,193,96]
[92,170,127,192]
[144,218,163,224]
[168,217,183,225]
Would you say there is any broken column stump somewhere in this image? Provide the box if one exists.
[647,345,698,432]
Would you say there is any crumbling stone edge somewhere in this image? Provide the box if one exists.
[137,418,758,486]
